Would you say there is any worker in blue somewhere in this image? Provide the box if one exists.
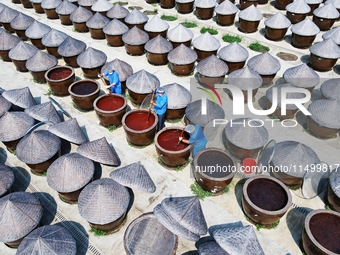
[98,66,122,94]
[179,124,207,157]
[150,86,168,131]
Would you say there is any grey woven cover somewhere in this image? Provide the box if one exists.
[161,196,207,235]
[228,66,262,90]
[78,0,97,6]
[308,99,340,129]
[218,42,249,62]
[103,19,129,36]
[0,192,43,243]
[41,29,68,47]
[109,161,156,193]
[238,5,263,21]
[70,6,93,23]
[145,15,169,33]
[78,178,130,224]
[25,102,61,124]
[48,118,87,145]
[145,35,173,54]
[167,24,194,42]
[271,141,320,177]
[197,55,228,77]
[0,164,14,197]
[224,118,269,150]
[0,31,20,51]
[313,3,339,19]
[215,0,239,15]
[107,3,129,20]
[101,59,133,82]
[41,0,62,9]
[26,51,58,72]
[86,12,110,29]
[16,225,77,255]
[124,214,177,255]
[56,0,77,15]
[193,32,221,51]
[91,0,113,12]
[330,168,340,197]
[0,112,35,142]
[126,69,160,94]
[198,241,229,255]
[2,87,36,109]
[283,63,320,89]
[76,137,120,165]
[168,44,198,65]
[58,37,87,57]
[291,18,320,36]
[264,12,291,29]
[76,47,107,69]
[8,41,38,61]
[320,78,340,100]
[326,0,340,8]
[25,21,51,39]
[286,0,311,14]
[310,38,340,59]
[266,83,307,110]
[323,26,340,45]
[10,13,34,30]
[124,8,148,25]
[0,28,4,34]
[0,7,19,23]
[163,83,191,109]
[0,95,11,117]
[153,204,200,241]
[29,0,43,3]
[195,0,216,8]
[0,3,5,13]
[305,0,322,3]
[47,153,94,192]
[122,26,149,45]
[16,130,61,164]
[185,100,225,128]
[247,52,281,75]
[213,225,265,255]
[176,0,194,3]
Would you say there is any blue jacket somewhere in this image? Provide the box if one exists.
[154,89,168,115]
[104,71,122,94]
[188,124,207,157]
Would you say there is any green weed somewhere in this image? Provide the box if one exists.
[222,34,242,43]
[108,125,121,132]
[325,205,332,210]
[44,89,55,96]
[113,1,128,5]
[190,181,213,200]
[181,21,197,28]
[32,78,46,84]
[89,227,106,237]
[72,28,79,32]
[42,171,47,176]
[249,42,270,52]
[72,102,86,112]
[161,14,178,21]
[200,27,218,35]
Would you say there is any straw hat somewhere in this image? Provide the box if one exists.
[0,111,35,142]
[192,32,221,52]
[264,12,291,29]
[2,87,36,109]
[16,225,77,255]
[9,41,38,61]
[238,5,263,21]
[185,99,225,128]
[310,38,340,59]
[25,21,51,39]
[168,44,198,65]
[283,63,320,89]
[271,141,319,177]
[144,35,173,54]
[308,99,340,129]
[167,24,194,42]
[329,168,340,198]
[91,0,113,12]
[286,0,311,14]
[247,52,281,75]
[25,101,62,124]
[76,137,120,165]
[101,58,133,82]
[196,0,216,8]
[163,83,191,109]
[126,69,160,94]
[144,15,169,33]
[228,66,263,90]
[291,18,320,36]
[322,26,340,45]
[0,192,43,243]
[109,161,156,193]
[26,51,58,72]
[58,36,87,57]
[70,6,93,23]
[103,19,129,36]
[76,47,107,69]
[16,130,61,164]
[213,225,265,255]
[313,3,339,19]
[10,13,34,31]
[0,7,19,24]
[218,42,249,63]
[56,0,77,15]
[215,0,239,15]
[198,241,227,255]
[320,78,340,101]
[48,118,87,145]
[107,3,129,20]
[124,8,148,25]
[42,29,68,48]
[197,55,228,77]
[0,94,11,117]
[41,0,62,9]
[78,178,130,224]
[47,153,95,193]
[122,26,149,45]
[86,12,110,29]
[0,30,20,51]
[0,164,14,197]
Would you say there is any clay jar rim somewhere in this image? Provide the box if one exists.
[122,109,158,134]
[93,94,127,114]
[154,126,192,155]
[194,148,237,181]
[68,79,100,98]
[45,65,75,83]
[304,209,340,254]
[243,175,292,215]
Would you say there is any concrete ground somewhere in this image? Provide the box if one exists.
[0,0,340,254]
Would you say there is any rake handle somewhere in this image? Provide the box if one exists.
[177,127,185,146]
[147,90,156,121]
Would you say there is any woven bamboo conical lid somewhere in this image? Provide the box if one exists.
[238,5,262,21]
[0,94,11,118]
[310,38,340,59]
[86,12,110,29]
[192,32,220,51]
[126,69,160,94]
[70,6,93,23]
[56,0,77,15]
[247,52,281,75]
[163,83,191,109]
[215,0,239,15]
[308,99,340,129]
[286,0,311,14]
[25,21,51,39]
[41,29,68,47]
[228,66,262,90]
[103,19,129,36]
[291,18,320,36]
[144,35,173,54]
[48,118,87,145]
[10,13,34,30]
[323,26,340,45]
[0,30,20,51]
[283,63,320,89]
[107,3,129,20]
[167,24,194,42]
[2,87,36,109]
[101,58,133,82]
[8,41,38,61]
[196,54,228,77]
[26,51,58,72]
[58,36,87,57]
[264,12,291,29]
[25,101,62,124]
[313,2,339,19]
[76,47,107,69]
[41,0,62,9]
[144,15,169,33]
[198,241,228,255]
[91,0,113,12]
[0,7,19,24]
[218,42,249,62]
[320,78,340,101]
[124,8,148,25]
[122,26,149,45]
[0,164,15,197]
[167,44,197,65]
